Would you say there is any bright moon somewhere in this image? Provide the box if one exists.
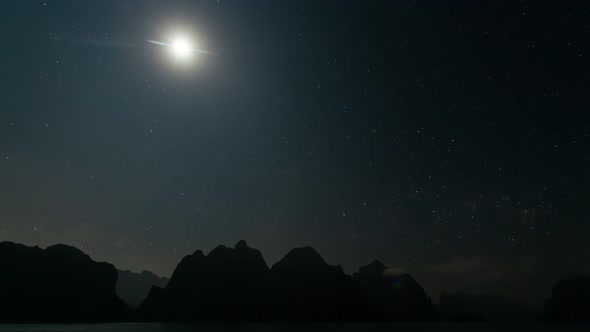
[147,37,215,63]
[171,38,192,58]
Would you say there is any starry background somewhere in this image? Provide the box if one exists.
[0,0,589,306]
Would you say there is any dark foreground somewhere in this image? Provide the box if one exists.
[0,323,588,332]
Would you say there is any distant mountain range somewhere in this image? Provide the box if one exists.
[116,269,169,308]
[139,241,436,321]
[0,240,587,323]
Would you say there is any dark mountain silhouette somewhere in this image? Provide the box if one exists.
[116,269,169,308]
[353,260,437,321]
[140,240,271,321]
[6,240,589,323]
[544,276,590,321]
[439,290,535,322]
[268,246,373,321]
[0,241,126,323]
[139,242,436,321]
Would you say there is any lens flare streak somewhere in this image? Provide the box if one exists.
[147,39,216,55]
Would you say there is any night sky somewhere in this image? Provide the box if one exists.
[1,0,589,306]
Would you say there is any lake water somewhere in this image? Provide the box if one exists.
[0,323,588,332]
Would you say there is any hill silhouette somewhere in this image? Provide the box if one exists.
[353,260,437,321]
[139,241,435,321]
[544,276,590,321]
[140,240,271,321]
[268,246,373,321]
[116,269,169,308]
[6,240,587,323]
[0,241,126,323]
